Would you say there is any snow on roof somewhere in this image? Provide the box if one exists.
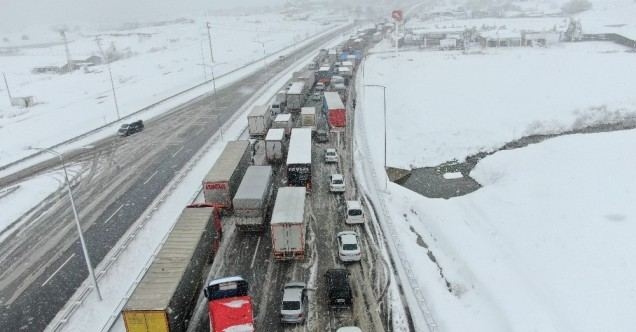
[223,324,255,332]
[221,299,250,309]
[301,106,315,115]
[248,105,269,117]
[287,81,304,95]
[274,113,291,122]
[271,187,306,225]
[480,29,521,40]
[265,128,284,141]
[324,92,344,110]
[319,66,331,71]
[286,127,312,165]
[208,276,245,287]
[204,141,249,183]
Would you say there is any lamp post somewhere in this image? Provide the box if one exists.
[95,37,121,121]
[32,147,102,300]
[364,84,388,190]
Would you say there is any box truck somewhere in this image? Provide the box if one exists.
[286,128,312,187]
[286,82,305,112]
[301,106,316,131]
[232,166,274,231]
[271,187,306,260]
[247,105,271,138]
[265,128,285,163]
[323,92,346,128]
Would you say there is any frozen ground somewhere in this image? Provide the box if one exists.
[356,40,636,331]
[576,0,636,40]
[0,12,341,167]
[362,41,636,169]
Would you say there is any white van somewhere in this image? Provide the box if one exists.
[345,200,365,224]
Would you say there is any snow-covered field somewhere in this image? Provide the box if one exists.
[357,40,636,331]
[0,12,341,167]
[576,0,636,40]
[362,41,636,169]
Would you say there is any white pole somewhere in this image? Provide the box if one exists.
[96,38,121,120]
[2,72,12,101]
[394,21,399,57]
[206,22,215,63]
[38,148,102,300]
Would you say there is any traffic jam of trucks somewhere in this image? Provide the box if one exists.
[121,26,380,332]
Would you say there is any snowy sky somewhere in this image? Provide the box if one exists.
[0,0,287,32]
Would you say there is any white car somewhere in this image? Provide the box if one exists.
[280,282,307,324]
[325,148,338,163]
[337,231,361,262]
[336,327,362,332]
[345,200,365,224]
[329,174,345,193]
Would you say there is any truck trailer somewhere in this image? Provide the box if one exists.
[323,91,346,128]
[122,207,219,332]
[232,166,274,231]
[286,81,305,112]
[301,106,316,132]
[247,105,271,138]
[286,128,312,187]
[203,140,251,210]
[271,187,306,260]
[265,128,285,163]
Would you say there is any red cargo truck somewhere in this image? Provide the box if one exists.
[323,91,346,128]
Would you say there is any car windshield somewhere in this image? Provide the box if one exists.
[282,300,300,310]
[332,179,343,184]
[343,243,358,251]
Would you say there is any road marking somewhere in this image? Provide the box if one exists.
[143,170,159,185]
[41,254,75,287]
[104,204,124,224]
[250,236,262,269]
[171,146,184,158]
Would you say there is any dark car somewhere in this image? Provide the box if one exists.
[325,269,352,308]
[118,120,144,137]
[315,129,329,143]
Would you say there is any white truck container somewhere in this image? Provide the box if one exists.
[293,70,315,93]
[273,113,292,137]
[271,90,287,115]
[286,82,305,112]
[232,166,273,232]
[271,187,306,260]
[247,105,271,138]
[300,107,316,131]
[265,128,285,163]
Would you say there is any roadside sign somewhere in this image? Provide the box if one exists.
[391,10,403,22]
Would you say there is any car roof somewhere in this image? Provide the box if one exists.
[346,200,362,210]
[331,174,344,180]
[326,148,336,153]
[336,327,362,332]
[338,231,358,244]
[282,283,305,301]
[325,269,350,289]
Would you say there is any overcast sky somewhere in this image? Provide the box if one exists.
[0,0,287,32]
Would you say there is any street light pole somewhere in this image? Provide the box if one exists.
[95,37,121,121]
[364,84,388,190]
[206,22,215,63]
[34,147,102,300]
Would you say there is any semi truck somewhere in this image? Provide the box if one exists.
[247,105,271,138]
[272,113,292,137]
[232,166,274,231]
[323,91,346,128]
[301,106,316,132]
[203,140,251,210]
[122,207,219,332]
[292,70,315,93]
[286,81,305,112]
[204,276,254,332]
[286,128,312,187]
[265,128,285,163]
[271,187,306,260]
[271,90,287,115]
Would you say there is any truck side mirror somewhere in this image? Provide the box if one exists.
[203,287,209,299]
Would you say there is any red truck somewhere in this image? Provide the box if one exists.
[204,276,255,332]
[323,91,346,128]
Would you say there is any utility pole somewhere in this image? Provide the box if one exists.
[59,29,73,72]
[206,22,215,63]
[96,37,121,121]
[2,72,12,101]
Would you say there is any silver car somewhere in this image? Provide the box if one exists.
[280,282,307,323]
